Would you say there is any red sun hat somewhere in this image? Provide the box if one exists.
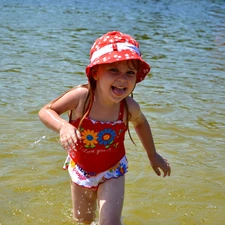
[86,31,151,83]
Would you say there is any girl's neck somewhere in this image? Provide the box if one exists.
[88,92,121,122]
[93,89,120,107]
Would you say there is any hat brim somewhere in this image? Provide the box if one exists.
[86,50,150,83]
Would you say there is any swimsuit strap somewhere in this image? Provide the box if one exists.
[69,110,73,123]
[86,94,94,117]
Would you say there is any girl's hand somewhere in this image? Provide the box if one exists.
[149,153,171,177]
[59,123,81,152]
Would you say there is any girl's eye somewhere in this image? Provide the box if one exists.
[127,70,136,76]
[109,68,118,72]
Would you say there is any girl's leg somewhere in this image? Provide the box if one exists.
[97,176,125,225]
[71,181,97,223]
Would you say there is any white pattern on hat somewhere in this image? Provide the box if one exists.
[91,43,141,63]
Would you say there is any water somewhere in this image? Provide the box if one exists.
[1,0,225,224]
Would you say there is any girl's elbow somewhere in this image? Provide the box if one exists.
[38,108,46,121]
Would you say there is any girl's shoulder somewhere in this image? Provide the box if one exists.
[125,97,147,126]
[64,84,89,102]
[49,84,89,115]
[125,96,141,120]
[71,84,89,95]
[125,96,140,110]
[67,84,89,120]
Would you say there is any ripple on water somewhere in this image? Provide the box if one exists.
[1,0,225,224]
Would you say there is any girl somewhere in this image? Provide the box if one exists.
[39,31,171,225]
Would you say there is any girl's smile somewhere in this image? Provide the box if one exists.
[95,60,138,103]
[111,86,127,96]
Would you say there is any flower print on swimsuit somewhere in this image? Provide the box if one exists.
[106,162,127,178]
[76,164,97,178]
[74,168,87,181]
[81,129,98,148]
[97,128,116,147]
[116,162,127,176]
[108,161,120,172]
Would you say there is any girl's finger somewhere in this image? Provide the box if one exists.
[163,163,171,177]
[68,137,76,149]
[75,129,81,139]
[153,166,161,176]
[67,131,76,142]
[167,164,171,176]
[62,141,70,151]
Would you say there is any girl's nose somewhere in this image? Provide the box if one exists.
[117,73,127,82]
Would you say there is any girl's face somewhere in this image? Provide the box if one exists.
[94,60,138,104]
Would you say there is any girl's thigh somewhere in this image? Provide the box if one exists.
[71,181,97,223]
[97,176,125,225]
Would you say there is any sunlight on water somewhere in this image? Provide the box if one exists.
[1,0,225,224]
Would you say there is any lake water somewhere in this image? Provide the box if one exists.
[1,0,225,224]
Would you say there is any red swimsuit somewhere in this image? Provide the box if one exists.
[69,100,127,173]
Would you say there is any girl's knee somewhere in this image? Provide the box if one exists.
[71,182,97,223]
[73,212,96,224]
[72,204,97,224]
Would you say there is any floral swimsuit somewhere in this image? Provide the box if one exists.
[63,99,128,190]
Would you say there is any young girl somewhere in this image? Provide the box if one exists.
[39,31,171,225]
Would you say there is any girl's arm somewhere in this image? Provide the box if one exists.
[127,97,171,177]
[39,88,78,132]
[38,87,87,151]
[39,106,68,133]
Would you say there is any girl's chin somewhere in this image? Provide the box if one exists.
[109,92,128,103]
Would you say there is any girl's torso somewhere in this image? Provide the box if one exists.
[69,96,128,173]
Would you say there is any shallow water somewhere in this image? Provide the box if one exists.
[1,0,225,224]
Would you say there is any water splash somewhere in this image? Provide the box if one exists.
[29,135,46,148]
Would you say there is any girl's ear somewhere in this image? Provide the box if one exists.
[92,72,98,80]
[91,66,98,80]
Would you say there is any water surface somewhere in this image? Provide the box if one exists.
[1,0,225,224]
